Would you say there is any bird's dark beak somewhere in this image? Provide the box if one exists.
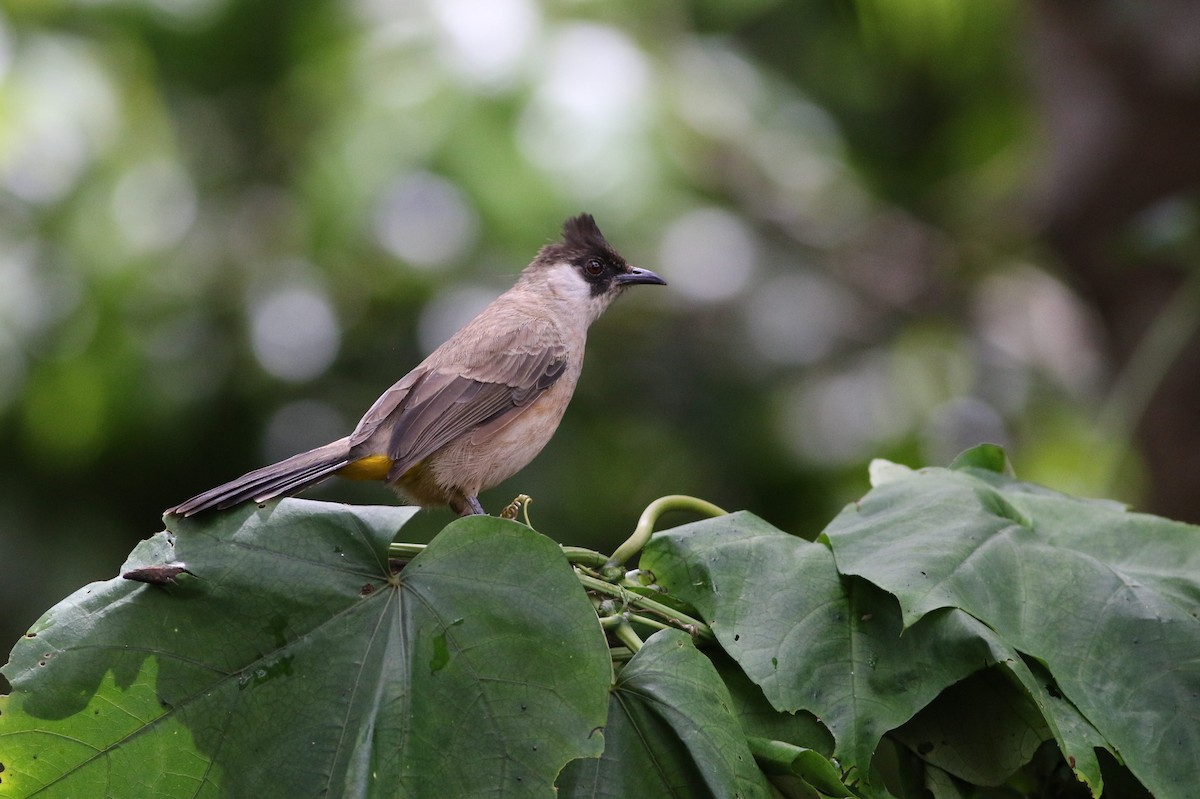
[615,266,667,286]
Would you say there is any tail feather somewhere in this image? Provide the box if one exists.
[166,438,354,517]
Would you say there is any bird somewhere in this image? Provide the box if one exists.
[166,214,666,518]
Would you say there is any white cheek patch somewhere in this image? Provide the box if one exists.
[546,262,594,303]
[544,261,620,324]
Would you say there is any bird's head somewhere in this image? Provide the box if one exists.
[524,214,666,324]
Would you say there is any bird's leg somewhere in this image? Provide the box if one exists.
[453,495,486,516]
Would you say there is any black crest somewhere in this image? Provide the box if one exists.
[545,213,621,263]
[524,213,663,296]
[561,214,613,254]
[528,214,629,290]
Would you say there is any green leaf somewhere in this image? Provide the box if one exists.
[639,513,1013,786]
[891,667,1048,786]
[922,764,970,799]
[946,443,1013,475]
[986,653,1108,795]
[711,653,844,799]
[823,467,1200,799]
[0,657,223,798]
[557,629,773,799]
[710,651,834,756]
[1,499,611,799]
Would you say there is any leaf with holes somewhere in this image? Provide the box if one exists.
[639,513,1017,789]
[639,510,1123,795]
[0,500,611,799]
[823,457,1200,799]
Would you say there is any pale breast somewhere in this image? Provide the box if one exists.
[428,362,582,495]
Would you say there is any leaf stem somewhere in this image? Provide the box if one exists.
[576,571,713,642]
[387,519,717,645]
[388,542,426,560]
[599,611,674,635]
[612,621,644,653]
[604,495,728,572]
[622,612,678,634]
[560,546,610,568]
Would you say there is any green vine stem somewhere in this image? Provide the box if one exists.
[560,546,611,568]
[386,503,720,645]
[599,612,673,636]
[604,495,728,574]
[620,612,683,635]
[576,571,714,642]
[611,620,644,653]
[390,542,613,568]
[389,542,426,560]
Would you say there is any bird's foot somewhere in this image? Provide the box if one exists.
[455,495,487,516]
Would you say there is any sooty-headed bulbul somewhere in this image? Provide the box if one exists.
[166,214,665,518]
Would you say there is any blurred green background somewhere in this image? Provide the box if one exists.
[4,0,1200,681]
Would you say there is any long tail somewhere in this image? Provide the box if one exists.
[166,437,354,517]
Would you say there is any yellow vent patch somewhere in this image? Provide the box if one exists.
[336,454,394,481]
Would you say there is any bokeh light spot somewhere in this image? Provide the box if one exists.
[921,396,1009,465]
[745,271,866,365]
[777,355,910,466]
[0,13,12,82]
[374,171,479,270]
[111,158,198,254]
[250,283,341,382]
[516,23,651,195]
[974,266,1103,395]
[431,0,539,89]
[0,238,84,339]
[658,208,757,304]
[417,284,496,356]
[1,35,117,204]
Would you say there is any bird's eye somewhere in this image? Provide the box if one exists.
[584,258,605,277]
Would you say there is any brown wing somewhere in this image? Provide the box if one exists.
[348,325,567,478]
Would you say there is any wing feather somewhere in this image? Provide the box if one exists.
[386,351,565,475]
[346,318,569,479]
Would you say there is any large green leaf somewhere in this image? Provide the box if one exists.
[891,667,1049,786]
[709,651,834,757]
[823,464,1200,799]
[711,653,847,799]
[639,513,1017,787]
[557,629,774,799]
[0,500,611,798]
